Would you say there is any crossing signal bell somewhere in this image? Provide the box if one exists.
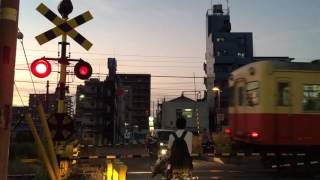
[74,60,92,80]
[31,58,52,78]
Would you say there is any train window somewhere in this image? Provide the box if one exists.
[303,85,320,111]
[247,81,259,106]
[238,87,246,106]
[277,82,290,106]
[229,86,234,106]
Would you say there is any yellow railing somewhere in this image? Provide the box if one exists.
[104,159,127,180]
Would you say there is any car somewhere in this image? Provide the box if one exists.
[145,129,174,156]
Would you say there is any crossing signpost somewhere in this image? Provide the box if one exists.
[35,3,93,50]
[31,0,94,178]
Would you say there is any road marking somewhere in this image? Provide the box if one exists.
[310,161,319,165]
[297,162,304,166]
[213,157,224,164]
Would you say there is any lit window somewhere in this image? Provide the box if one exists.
[237,52,245,58]
[216,37,225,42]
[182,109,193,118]
[303,85,320,111]
[176,109,193,119]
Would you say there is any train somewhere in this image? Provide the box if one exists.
[226,60,320,153]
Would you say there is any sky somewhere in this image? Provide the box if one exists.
[13,0,320,109]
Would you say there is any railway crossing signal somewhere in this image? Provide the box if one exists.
[74,60,92,80]
[30,58,52,78]
[47,113,74,141]
[35,3,93,50]
[31,1,94,178]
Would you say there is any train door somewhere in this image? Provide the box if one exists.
[274,78,293,144]
[234,79,247,137]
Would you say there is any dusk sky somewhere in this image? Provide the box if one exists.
[13,0,320,107]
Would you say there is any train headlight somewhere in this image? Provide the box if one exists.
[160,149,167,155]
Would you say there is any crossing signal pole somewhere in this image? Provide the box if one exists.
[28,0,94,178]
[0,0,20,179]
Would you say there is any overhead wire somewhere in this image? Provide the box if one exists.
[12,82,28,130]
[17,29,37,95]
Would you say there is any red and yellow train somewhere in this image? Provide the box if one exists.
[227,60,320,151]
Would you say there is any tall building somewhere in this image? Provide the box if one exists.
[118,74,151,129]
[75,58,151,145]
[204,4,254,131]
[75,79,116,145]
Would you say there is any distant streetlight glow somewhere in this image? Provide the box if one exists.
[212,87,220,92]
[212,86,221,110]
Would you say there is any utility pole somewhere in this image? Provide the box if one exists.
[46,80,49,113]
[0,0,20,179]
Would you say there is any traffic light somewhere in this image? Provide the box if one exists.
[30,58,52,78]
[74,60,92,80]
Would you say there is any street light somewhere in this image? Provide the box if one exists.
[212,86,221,110]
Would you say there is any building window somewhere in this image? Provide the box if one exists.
[303,85,320,111]
[182,109,193,118]
[237,52,245,58]
[176,109,193,119]
[216,37,225,42]
[247,81,259,106]
[277,82,290,106]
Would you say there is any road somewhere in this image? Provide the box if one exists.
[76,145,320,180]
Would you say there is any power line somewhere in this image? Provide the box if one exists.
[18,31,37,95]
[15,68,205,79]
[14,82,26,107]
[16,48,203,59]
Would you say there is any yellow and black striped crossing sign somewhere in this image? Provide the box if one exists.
[35,3,93,50]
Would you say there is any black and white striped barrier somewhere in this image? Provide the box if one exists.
[80,143,145,148]
[271,160,319,168]
[79,153,215,159]
[214,152,307,157]
[80,154,150,159]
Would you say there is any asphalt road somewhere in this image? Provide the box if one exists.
[77,145,320,180]
[122,157,319,180]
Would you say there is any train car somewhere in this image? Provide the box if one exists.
[227,60,320,152]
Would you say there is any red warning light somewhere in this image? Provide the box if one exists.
[30,59,51,78]
[74,60,92,80]
[79,66,89,76]
[224,128,232,136]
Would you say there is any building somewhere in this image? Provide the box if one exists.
[157,95,208,132]
[10,106,31,142]
[75,79,116,145]
[75,58,151,145]
[118,74,151,130]
[204,4,254,131]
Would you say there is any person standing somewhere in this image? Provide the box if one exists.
[168,117,193,179]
